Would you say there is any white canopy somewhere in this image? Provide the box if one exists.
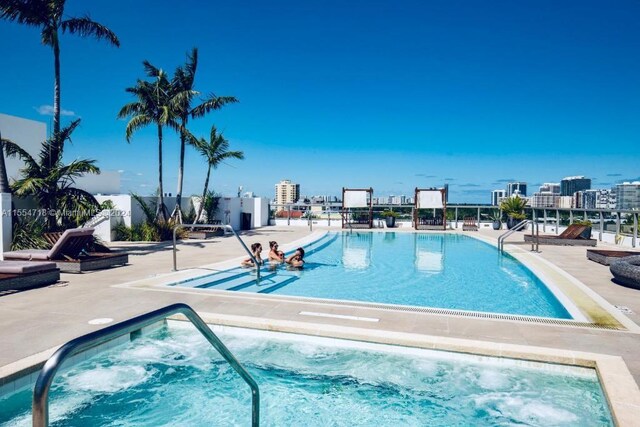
[343,190,369,208]
[417,190,444,209]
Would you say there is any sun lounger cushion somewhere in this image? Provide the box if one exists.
[4,249,51,261]
[0,260,57,274]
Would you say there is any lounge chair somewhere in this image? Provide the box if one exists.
[3,228,128,273]
[524,224,597,246]
[462,217,478,231]
[0,261,60,292]
[587,249,640,266]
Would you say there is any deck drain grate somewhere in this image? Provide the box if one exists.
[273,296,620,330]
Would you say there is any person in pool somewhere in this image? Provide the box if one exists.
[286,247,305,268]
[241,242,263,268]
[268,241,285,264]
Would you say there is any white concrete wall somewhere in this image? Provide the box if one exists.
[0,193,12,254]
[241,197,270,228]
[218,197,242,230]
[0,114,46,183]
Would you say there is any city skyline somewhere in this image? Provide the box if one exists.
[1,1,640,203]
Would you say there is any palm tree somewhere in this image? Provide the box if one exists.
[187,126,244,223]
[3,119,100,230]
[0,131,12,193]
[118,61,178,221]
[170,47,238,222]
[0,0,119,151]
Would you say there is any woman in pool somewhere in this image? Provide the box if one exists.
[268,241,285,264]
[241,243,263,268]
[286,247,305,268]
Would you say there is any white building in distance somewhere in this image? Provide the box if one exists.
[491,189,506,206]
[616,182,640,210]
[274,179,300,206]
[0,113,120,194]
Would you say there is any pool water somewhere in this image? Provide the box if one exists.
[0,322,612,426]
[191,233,572,319]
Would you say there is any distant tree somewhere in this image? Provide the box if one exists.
[0,0,119,153]
[187,126,244,223]
[3,119,100,230]
[118,62,178,221]
[170,47,238,222]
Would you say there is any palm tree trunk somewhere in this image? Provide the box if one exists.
[0,133,11,194]
[173,117,187,223]
[195,166,211,223]
[52,33,61,146]
[156,124,167,221]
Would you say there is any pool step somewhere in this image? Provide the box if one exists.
[221,271,279,291]
[237,274,298,294]
[188,269,249,288]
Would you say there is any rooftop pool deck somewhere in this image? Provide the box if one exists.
[1,226,639,424]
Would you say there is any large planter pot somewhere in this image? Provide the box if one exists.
[506,217,524,230]
[492,221,502,230]
[385,216,396,228]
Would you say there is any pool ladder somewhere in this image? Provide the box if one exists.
[498,219,539,253]
[172,223,262,284]
[32,303,260,427]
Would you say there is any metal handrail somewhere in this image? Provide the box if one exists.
[172,224,261,283]
[498,219,539,252]
[33,303,260,427]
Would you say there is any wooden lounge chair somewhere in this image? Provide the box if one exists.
[462,217,478,231]
[524,224,597,246]
[0,261,60,292]
[3,228,128,273]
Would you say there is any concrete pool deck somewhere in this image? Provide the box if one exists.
[1,226,640,422]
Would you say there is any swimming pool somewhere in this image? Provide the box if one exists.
[176,232,574,319]
[0,322,613,426]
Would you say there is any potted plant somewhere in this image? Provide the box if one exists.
[572,220,593,239]
[489,210,502,230]
[499,196,528,230]
[381,210,398,228]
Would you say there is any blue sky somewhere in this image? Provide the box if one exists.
[1,0,639,203]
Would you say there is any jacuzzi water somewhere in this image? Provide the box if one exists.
[181,233,573,319]
[0,322,612,426]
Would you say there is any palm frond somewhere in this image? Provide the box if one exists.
[131,193,155,223]
[191,95,239,118]
[2,140,38,169]
[0,0,49,26]
[39,118,81,166]
[124,115,152,141]
[142,60,162,78]
[61,15,120,46]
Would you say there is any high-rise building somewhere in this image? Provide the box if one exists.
[506,182,527,197]
[274,179,300,206]
[616,182,640,210]
[530,192,559,208]
[539,183,560,194]
[560,176,591,196]
[582,189,616,210]
[491,189,506,206]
